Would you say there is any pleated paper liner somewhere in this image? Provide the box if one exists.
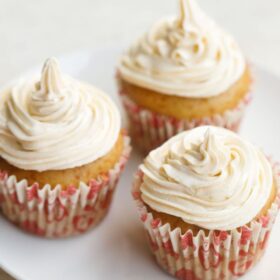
[0,135,131,238]
[120,92,252,155]
[132,163,280,280]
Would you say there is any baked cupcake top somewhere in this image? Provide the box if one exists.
[0,58,121,171]
[118,0,245,98]
[140,126,273,230]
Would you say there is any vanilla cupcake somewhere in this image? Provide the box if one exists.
[118,0,251,153]
[133,126,279,279]
[0,58,130,238]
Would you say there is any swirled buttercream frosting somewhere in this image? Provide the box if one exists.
[118,0,246,98]
[0,58,121,171]
[140,126,273,230]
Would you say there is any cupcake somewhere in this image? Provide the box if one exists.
[133,126,280,279]
[0,58,131,238]
[117,0,252,153]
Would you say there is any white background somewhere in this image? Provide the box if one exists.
[0,0,280,85]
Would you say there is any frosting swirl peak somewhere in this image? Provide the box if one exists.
[0,58,121,171]
[119,0,246,98]
[179,0,203,29]
[37,57,65,97]
[140,126,273,230]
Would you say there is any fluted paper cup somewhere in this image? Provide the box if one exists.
[132,163,280,280]
[120,92,252,154]
[0,135,131,238]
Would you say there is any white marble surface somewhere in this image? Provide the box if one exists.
[0,0,280,85]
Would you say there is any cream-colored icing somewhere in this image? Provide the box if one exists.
[140,126,273,230]
[118,0,245,98]
[0,58,121,171]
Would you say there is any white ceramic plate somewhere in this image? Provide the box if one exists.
[0,48,280,280]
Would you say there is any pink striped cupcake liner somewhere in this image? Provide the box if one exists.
[132,163,280,280]
[120,92,252,154]
[0,135,131,238]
